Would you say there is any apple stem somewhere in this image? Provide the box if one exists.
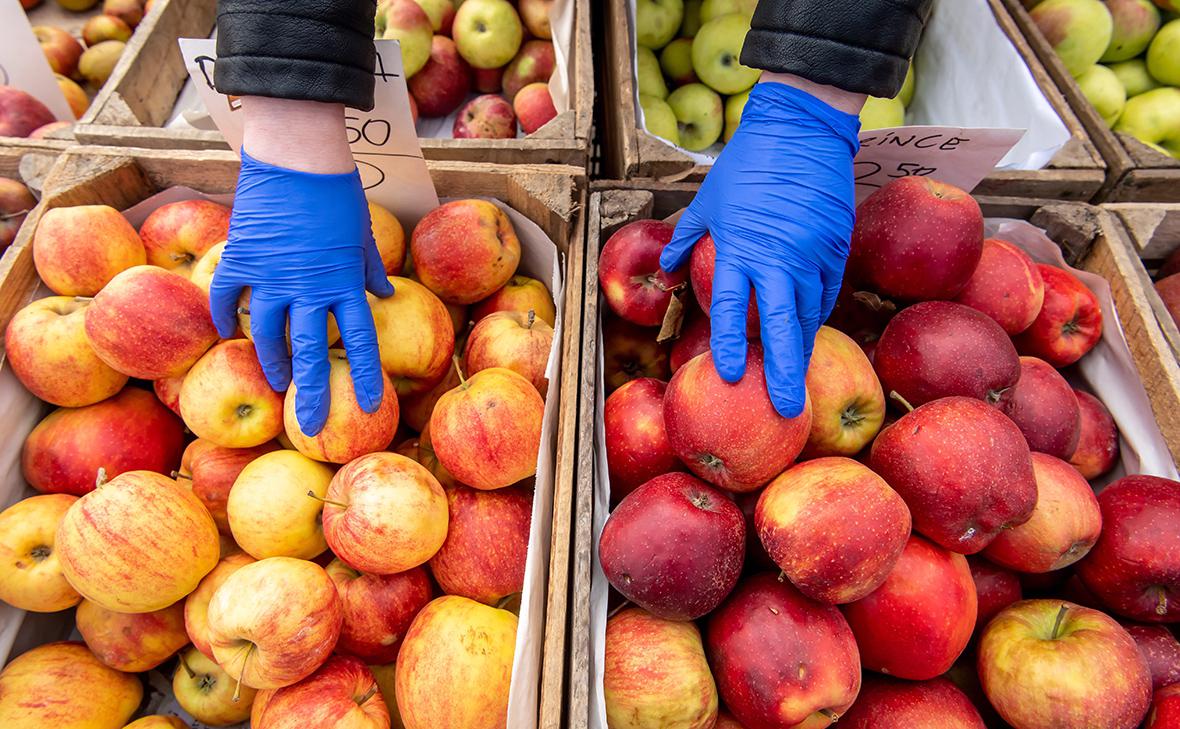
[1156,586,1169,616]
[526,308,536,329]
[889,391,915,413]
[607,600,632,620]
[452,355,468,388]
[178,652,197,680]
[356,684,379,706]
[777,571,786,583]
[233,643,254,702]
[237,305,250,316]
[818,708,840,723]
[171,470,192,480]
[73,296,93,303]
[94,467,108,489]
[306,490,349,509]
[1050,603,1069,640]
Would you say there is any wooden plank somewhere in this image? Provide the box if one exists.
[1105,203,1180,262]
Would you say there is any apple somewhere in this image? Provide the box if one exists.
[252,655,389,728]
[76,597,188,672]
[33,26,83,78]
[756,457,910,604]
[707,573,860,727]
[430,366,543,490]
[453,93,517,138]
[692,13,758,94]
[1030,0,1114,76]
[189,441,279,534]
[689,232,758,332]
[471,275,556,326]
[1109,58,1161,97]
[601,472,745,619]
[428,482,532,604]
[515,82,557,134]
[667,83,723,151]
[1015,263,1103,367]
[1147,684,1180,729]
[407,36,471,118]
[33,204,145,297]
[79,40,125,87]
[6,296,129,407]
[464,306,553,400]
[661,37,696,84]
[138,199,230,276]
[368,201,406,275]
[724,89,748,141]
[999,356,1082,459]
[0,494,80,612]
[83,14,133,45]
[503,40,555,100]
[400,364,460,432]
[869,396,1037,553]
[55,74,89,118]
[603,314,671,391]
[801,326,886,458]
[1077,475,1180,622]
[1116,87,1180,155]
[173,646,257,725]
[411,199,521,305]
[0,642,142,728]
[603,378,682,501]
[849,176,984,301]
[321,451,449,574]
[154,372,185,416]
[665,346,812,492]
[228,449,333,560]
[640,93,680,145]
[637,46,668,99]
[598,218,685,327]
[1124,623,1180,690]
[472,66,503,93]
[1148,19,1180,86]
[519,0,552,37]
[452,0,522,69]
[0,176,35,249]
[370,276,455,397]
[0,86,56,137]
[699,0,756,22]
[394,596,517,729]
[842,534,976,679]
[953,237,1046,335]
[1077,64,1127,126]
[180,339,285,448]
[670,304,709,372]
[327,559,433,664]
[1159,273,1180,327]
[1070,389,1120,479]
[603,607,718,729]
[22,387,185,496]
[969,557,1023,633]
[636,0,684,49]
[184,552,256,659]
[124,717,189,729]
[103,0,144,27]
[188,240,225,295]
[367,662,402,727]
[979,600,1151,728]
[384,0,434,77]
[859,95,905,130]
[412,0,455,32]
[1103,0,1161,62]
[840,676,986,729]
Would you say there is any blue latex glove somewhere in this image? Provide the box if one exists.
[209,150,394,435]
[659,82,861,418]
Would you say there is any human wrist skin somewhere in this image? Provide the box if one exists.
[758,72,867,116]
[241,96,356,175]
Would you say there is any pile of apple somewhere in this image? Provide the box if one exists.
[0,177,36,252]
[0,192,557,728]
[379,0,558,138]
[1030,0,1180,156]
[596,175,1180,729]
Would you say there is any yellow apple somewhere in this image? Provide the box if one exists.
[0,641,142,728]
[227,450,333,560]
[184,552,257,659]
[370,201,407,275]
[173,646,256,725]
[180,339,286,448]
[369,276,455,397]
[123,716,190,728]
[0,493,80,612]
[463,309,553,397]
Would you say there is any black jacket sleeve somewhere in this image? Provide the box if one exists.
[215,0,377,111]
[741,0,933,99]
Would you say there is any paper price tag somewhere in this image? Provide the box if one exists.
[853,126,1025,203]
[178,38,438,227]
[0,1,75,122]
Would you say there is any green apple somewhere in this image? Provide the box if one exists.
[724,89,748,142]
[692,13,759,94]
[640,94,681,146]
[636,0,684,50]
[1107,58,1161,96]
[1147,18,1180,85]
[382,0,435,77]
[699,0,756,23]
[661,37,696,85]
[1114,86,1180,157]
[1030,0,1114,77]
[1076,64,1127,126]
[637,46,668,99]
[1101,0,1161,61]
[681,0,703,36]
[452,0,523,69]
[859,96,906,130]
[667,83,723,151]
[897,63,915,107]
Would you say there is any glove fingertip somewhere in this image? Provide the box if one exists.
[296,393,330,437]
[712,348,747,384]
[771,393,806,420]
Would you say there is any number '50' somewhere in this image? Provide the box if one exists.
[345,116,392,146]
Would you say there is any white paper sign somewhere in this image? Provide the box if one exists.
[0,1,74,122]
[178,38,438,227]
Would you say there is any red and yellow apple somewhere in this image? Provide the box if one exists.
[327,558,433,664]
[184,552,256,659]
[0,642,142,728]
[180,339,285,448]
[76,597,188,672]
[173,646,257,725]
[138,199,230,276]
[471,274,556,326]
[464,309,553,396]
[251,655,390,728]
[598,219,684,327]
[410,199,521,305]
[33,26,83,78]
[514,82,557,134]
[189,441,279,534]
[0,493,80,612]
[428,482,532,605]
[369,276,455,397]
[33,205,145,297]
[801,326,886,458]
[1014,264,1103,367]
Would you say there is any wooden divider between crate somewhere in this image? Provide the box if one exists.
[1105,203,1180,366]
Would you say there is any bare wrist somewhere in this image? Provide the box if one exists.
[758,72,867,116]
[241,97,356,174]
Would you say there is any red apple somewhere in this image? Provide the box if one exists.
[869,396,1037,553]
[953,237,1046,334]
[598,219,686,327]
[75,598,188,672]
[603,377,683,502]
[82,14,133,46]
[407,35,471,118]
[410,198,521,305]
[1070,389,1120,479]
[326,559,433,665]
[603,314,671,391]
[104,0,145,28]
[689,232,757,332]
[1015,264,1103,367]
[599,472,745,620]
[0,86,57,137]
[501,40,555,100]
[706,573,861,728]
[664,347,812,493]
[1158,273,1180,329]
[1000,356,1082,460]
[251,655,389,727]
[453,94,516,138]
[802,325,886,458]
[840,676,986,729]
[735,487,775,571]
[138,200,231,277]
[428,482,532,605]
[842,534,977,680]
[473,66,503,93]
[1147,684,1180,729]
[969,557,1023,636]
[33,204,146,297]
[189,441,281,534]
[33,26,83,79]
[514,82,557,134]
[1124,623,1180,690]
[670,304,710,373]
[1077,475,1180,622]
[756,457,910,604]
[0,177,35,250]
[873,301,1020,408]
[153,373,184,416]
[463,308,552,396]
[848,176,984,301]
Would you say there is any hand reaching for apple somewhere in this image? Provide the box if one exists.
[659,80,861,418]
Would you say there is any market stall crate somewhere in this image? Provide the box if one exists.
[1002,0,1180,202]
[600,0,1107,200]
[73,0,594,167]
[0,146,585,729]
[569,180,1180,728]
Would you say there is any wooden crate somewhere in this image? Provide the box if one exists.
[1002,0,1180,202]
[0,146,586,729]
[600,0,1107,200]
[0,140,66,195]
[73,0,594,167]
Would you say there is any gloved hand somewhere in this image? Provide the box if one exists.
[660,81,861,418]
[210,150,394,435]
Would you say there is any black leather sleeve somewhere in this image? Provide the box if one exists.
[740,0,933,98]
[215,0,377,111]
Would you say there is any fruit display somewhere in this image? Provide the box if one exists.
[378,0,561,138]
[1029,0,1180,156]
[593,175,1180,728]
[0,187,561,728]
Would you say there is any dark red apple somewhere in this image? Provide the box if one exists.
[1015,264,1103,367]
[599,472,745,620]
[689,233,757,333]
[1157,273,1180,329]
[473,66,503,93]
[734,487,775,571]
[1060,573,1105,608]
[1161,247,1180,280]
[953,237,1045,335]
[599,219,686,327]
[839,676,986,729]
[847,176,984,301]
[604,378,683,502]
[999,356,1081,460]
[602,314,671,393]
[1147,683,1180,729]
[1123,622,1180,690]
[841,534,977,680]
[669,304,710,373]
[0,86,57,138]
[1077,475,1180,623]
[407,35,472,117]
[868,396,1037,554]
[706,573,861,728]
[969,557,1023,634]
[873,301,1020,408]
[1070,389,1120,480]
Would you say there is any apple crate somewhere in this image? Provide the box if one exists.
[568,181,1180,728]
[72,0,595,167]
[0,146,586,729]
[1002,0,1180,202]
[600,0,1107,201]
